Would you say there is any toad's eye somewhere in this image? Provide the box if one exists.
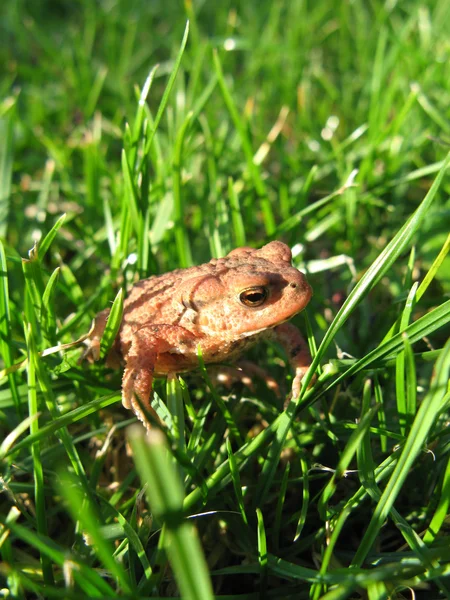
[239,287,268,307]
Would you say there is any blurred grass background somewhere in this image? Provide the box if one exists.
[1,0,450,598]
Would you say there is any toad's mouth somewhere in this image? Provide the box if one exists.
[237,311,305,338]
[199,305,307,339]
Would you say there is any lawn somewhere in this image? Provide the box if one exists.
[1,1,450,598]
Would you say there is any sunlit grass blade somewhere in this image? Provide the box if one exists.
[293,454,310,543]
[41,266,59,347]
[85,65,108,118]
[395,282,418,434]
[32,350,96,505]
[227,438,248,527]
[143,21,190,158]
[24,323,54,585]
[173,111,194,267]
[166,374,186,458]
[416,232,450,301]
[128,65,158,169]
[228,177,246,247]
[100,288,123,359]
[38,214,66,261]
[379,230,450,347]
[423,455,450,545]
[402,334,417,432]
[0,102,15,238]
[0,413,39,458]
[121,149,142,234]
[60,263,83,305]
[22,247,45,327]
[128,426,214,600]
[256,508,268,598]
[0,240,21,416]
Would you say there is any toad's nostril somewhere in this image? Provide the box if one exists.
[289,282,298,288]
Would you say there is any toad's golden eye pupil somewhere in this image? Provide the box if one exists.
[239,287,268,307]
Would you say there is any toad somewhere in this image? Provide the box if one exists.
[86,242,313,426]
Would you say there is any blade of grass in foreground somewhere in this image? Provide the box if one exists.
[128,426,214,600]
[255,151,450,507]
[0,240,21,417]
[24,323,54,586]
[0,103,15,237]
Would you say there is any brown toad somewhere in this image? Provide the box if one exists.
[87,241,313,425]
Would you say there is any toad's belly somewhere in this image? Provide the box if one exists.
[153,334,264,375]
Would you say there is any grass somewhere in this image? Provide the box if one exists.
[1,0,450,598]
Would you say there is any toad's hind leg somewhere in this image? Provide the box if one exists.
[122,325,197,427]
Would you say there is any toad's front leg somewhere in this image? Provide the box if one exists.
[272,322,313,399]
[122,324,197,427]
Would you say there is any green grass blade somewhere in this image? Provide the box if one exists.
[0,103,15,238]
[121,149,142,234]
[293,454,310,542]
[24,323,54,585]
[256,508,268,598]
[396,282,418,434]
[41,266,60,347]
[227,438,248,527]
[100,288,124,359]
[143,21,190,158]
[38,214,66,262]
[423,455,450,545]
[0,240,21,416]
[129,65,158,169]
[128,426,214,600]
[228,177,246,247]
[416,232,450,301]
[173,111,194,267]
